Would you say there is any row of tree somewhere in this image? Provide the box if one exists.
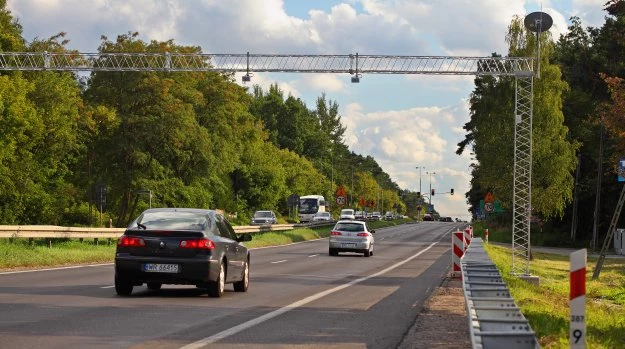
[0,1,404,226]
[458,0,625,244]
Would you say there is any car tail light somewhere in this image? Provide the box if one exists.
[118,236,146,247]
[357,232,369,237]
[180,238,215,250]
[331,231,342,236]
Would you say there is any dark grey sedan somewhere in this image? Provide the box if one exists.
[114,208,252,297]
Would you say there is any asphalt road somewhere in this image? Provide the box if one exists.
[0,222,462,349]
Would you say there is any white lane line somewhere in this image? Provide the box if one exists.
[179,239,441,349]
[308,254,319,258]
[100,285,115,289]
[271,260,288,264]
[0,263,113,275]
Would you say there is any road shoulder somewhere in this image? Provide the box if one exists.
[397,272,471,349]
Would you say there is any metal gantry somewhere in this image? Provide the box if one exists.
[0,51,535,276]
[0,51,533,75]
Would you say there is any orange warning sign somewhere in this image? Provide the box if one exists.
[336,185,347,198]
[485,192,494,203]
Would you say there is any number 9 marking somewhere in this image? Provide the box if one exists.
[572,329,583,343]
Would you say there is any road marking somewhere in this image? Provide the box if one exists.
[179,239,441,349]
[271,260,287,264]
[0,263,113,275]
[101,285,115,289]
[308,254,319,257]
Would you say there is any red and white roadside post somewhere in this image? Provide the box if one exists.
[451,230,464,278]
[570,249,586,348]
[485,228,489,244]
[463,227,471,252]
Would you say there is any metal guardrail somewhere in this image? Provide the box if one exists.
[462,238,540,349]
[0,222,334,239]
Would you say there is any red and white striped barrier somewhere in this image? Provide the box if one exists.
[463,227,472,252]
[570,249,586,348]
[451,230,464,278]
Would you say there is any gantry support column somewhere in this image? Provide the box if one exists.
[512,74,534,277]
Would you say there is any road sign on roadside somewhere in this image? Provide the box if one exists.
[618,158,625,182]
[336,196,345,206]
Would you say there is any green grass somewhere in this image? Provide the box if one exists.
[484,244,625,348]
[0,239,117,270]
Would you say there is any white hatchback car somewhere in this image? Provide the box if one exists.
[328,220,375,257]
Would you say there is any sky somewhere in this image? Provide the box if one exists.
[6,0,608,219]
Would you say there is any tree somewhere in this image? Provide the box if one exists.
[459,16,578,220]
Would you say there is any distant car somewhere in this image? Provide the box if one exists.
[371,212,382,220]
[329,220,375,257]
[250,210,277,225]
[114,208,253,297]
[355,211,366,220]
[340,208,356,220]
[384,211,394,220]
[313,211,333,222]
[423,214,433,221]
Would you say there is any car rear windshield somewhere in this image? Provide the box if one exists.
[254,211,273,218]
[334,222,365,232]
[132,211,209,230]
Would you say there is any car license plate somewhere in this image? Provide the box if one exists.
[342,243,356,248]
[143,263,179,273]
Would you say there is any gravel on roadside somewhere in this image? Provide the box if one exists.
[397,272,471,349]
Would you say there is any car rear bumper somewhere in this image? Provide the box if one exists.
[329,240,372,251]
[115,255,219,285]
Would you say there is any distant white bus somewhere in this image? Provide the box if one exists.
[298,195,326,223]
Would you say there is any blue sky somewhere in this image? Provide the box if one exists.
[7,0,608,219]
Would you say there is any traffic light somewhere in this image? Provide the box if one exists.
[431,188,435,196]
[451,188,454,195]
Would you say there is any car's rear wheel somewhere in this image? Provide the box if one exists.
[364,244,373,257]
[147,282,162,290]
[208,261,225,298]
[329,248,338,256]
[233,259,249,292]
[115,277,133,296]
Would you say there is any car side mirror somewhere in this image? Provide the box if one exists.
[370,230,376,234]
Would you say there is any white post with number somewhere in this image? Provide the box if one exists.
[570,249,586,348]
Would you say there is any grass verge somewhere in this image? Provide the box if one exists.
[484,243,625,348]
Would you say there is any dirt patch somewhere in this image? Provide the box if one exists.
[397,273,471,349]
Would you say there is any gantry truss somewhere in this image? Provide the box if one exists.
[0,51,535,276]
[0,52,534,75]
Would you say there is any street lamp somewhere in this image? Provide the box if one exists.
[415,166,424,194]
